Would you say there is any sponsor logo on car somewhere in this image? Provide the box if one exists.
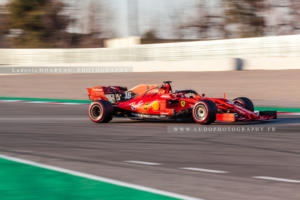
[152,101,160,111]
[180,100,186,107]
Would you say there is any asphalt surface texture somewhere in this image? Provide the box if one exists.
[1,102,300,200]
[1,70,300,107]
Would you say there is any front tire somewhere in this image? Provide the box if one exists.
[192,100,217,125]
[89,100,113,123]
[233,97,254,112]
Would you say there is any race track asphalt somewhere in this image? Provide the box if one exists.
[0,102,300,200]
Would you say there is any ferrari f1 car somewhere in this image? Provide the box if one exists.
[87,81,277,124]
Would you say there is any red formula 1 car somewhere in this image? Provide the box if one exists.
[87,81,277,124]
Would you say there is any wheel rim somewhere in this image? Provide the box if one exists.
[195,104,207,121]
[90,104,103,121]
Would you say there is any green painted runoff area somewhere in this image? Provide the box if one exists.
[1,97,300,112]
[0,158,180,200]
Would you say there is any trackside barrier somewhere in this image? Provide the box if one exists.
[1,34,300,72]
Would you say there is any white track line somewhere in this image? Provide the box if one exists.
[253,176,300,183]
[0,100,21,102]
[124,160,161,166]
[0,154,201,200]
[278,112,300,116]
[25,101,50,104]
[56,103,83,105]
[181,167,228,174]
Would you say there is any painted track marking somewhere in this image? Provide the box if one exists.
[253,176,300,183]
[278,112,300,116]
[0,154,201,200]
[125,160,161,166]
[0,100,20,102]
[26,101,50,104]
[181,167,228,174]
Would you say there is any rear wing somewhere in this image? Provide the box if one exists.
[87,86,127,102]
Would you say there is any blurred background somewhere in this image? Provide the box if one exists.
[1,0,300,48]
[1,2,300,200]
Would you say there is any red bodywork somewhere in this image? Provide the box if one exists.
[87,82,276,122]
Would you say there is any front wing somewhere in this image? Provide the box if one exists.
[216,111,277,122]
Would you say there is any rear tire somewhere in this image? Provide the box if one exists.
[192,100,217,125]
[233,97,254,112]
[89,100,113,123]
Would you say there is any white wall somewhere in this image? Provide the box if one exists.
[1,34,300,72]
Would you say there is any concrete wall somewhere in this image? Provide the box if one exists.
[1,34,300,72]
